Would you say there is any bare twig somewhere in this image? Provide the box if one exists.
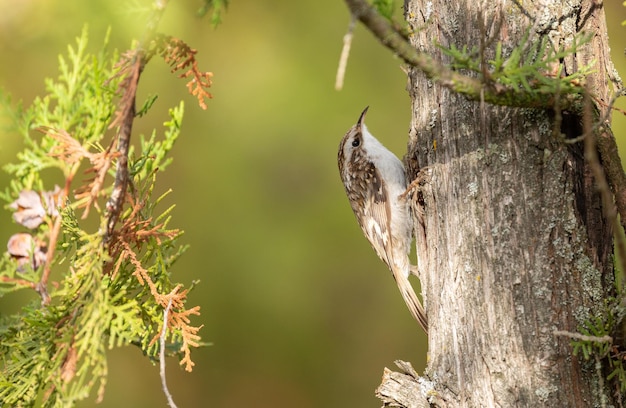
[343,0,581,110]
[105,0,170,242]
[105,55,140,242]
[553,329,613,344]
[564,90,625,144]
[36,214,58,305]
[582,91,616,222]
[555,87,626,278]
[595,124,626,235]
[335,15,356,91]
[573,89,626,289]
[595,120,626,284]
[38,177,71,305]
[160,294,178,408]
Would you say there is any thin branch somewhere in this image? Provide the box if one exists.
[160,294,178,408]
[105,0,170,242]
[575,88,626,281]
[38,175,72,305]
[343,0,581,110]
[105,56,140,242]
[565,90,625,144]
[570,88,626,303]
[553,330,613,344]
[510,0,534,20]
[582,91,616,223]
[595,124,626,234]
[335,14,356,91]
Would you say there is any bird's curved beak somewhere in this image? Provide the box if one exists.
[357,106,369,128]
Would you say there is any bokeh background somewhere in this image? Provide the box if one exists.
[0,1,624,407]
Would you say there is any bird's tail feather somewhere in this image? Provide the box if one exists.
[397,276,428,333]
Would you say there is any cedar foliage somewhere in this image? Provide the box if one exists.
[0,25,211,406]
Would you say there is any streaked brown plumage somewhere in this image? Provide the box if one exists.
[338,107,428,333]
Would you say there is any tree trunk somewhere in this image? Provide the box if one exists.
[386,0,619,406]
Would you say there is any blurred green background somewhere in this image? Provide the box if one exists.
[0,1,624,407]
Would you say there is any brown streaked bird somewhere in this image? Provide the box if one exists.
[337,107,428,333]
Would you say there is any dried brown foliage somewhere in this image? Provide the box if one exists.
[107,196,201,372]
[154,34,214,110]
[101,36,208,372]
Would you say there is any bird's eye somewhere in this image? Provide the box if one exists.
[351,138,360,147]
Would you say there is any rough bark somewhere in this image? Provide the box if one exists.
[393,0,619,406]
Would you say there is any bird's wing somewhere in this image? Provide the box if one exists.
[355,164,394,269]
